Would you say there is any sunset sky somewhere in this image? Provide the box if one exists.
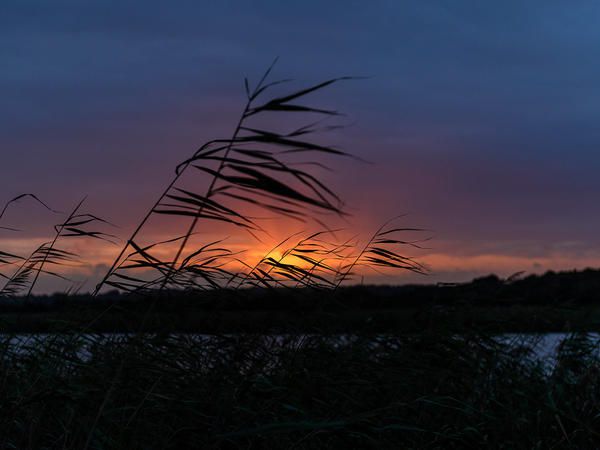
[4,1,600,292]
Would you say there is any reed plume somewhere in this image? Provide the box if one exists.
[0,197,113,298]
[95,62,361,294]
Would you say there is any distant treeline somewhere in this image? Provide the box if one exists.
[3,269,600,314]
[2,270,600,333]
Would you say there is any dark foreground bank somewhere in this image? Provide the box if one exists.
[4,269,600,448]
[2,332,600,449]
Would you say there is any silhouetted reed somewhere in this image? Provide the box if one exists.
[0,194,57,283]
[1,331,600,448]
[0,197,113,298]
[91,64,424,295]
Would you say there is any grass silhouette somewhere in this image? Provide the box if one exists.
[78,63,425,296]
[1,332,600,448]
[12,67,595,449]
[0,197,114,298]
[1,66,424,298]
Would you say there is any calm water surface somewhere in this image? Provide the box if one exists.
[4,333,600,369]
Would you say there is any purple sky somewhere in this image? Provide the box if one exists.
[3,1,600,292]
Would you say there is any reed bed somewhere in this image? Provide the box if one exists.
[1,331,600,448]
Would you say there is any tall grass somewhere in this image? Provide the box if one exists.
[0,194,56,284]
[73,64,427,295]
[0,197,113,298]
[1,332,599,448]
[1,66,426,297]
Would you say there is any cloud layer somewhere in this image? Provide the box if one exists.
[2,1,600,292]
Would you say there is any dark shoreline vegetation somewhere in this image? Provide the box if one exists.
[3,331,600,448]
[3,269,600,333]
[3,68,600,448]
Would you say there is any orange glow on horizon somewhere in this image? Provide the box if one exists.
[5,224,600,293]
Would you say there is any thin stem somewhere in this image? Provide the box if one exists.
[93,141,222,295]
[97,61,279,295]
[159,61,280,290]
[333,221,391,292]
[26,197,86,298]
[159,99,251,290]
[232,232,302,290]
[93,173,184,295]
[0,248,36,296]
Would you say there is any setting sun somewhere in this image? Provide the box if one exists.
[4,2,600,447]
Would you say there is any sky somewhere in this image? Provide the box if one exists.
[3,0,600,292]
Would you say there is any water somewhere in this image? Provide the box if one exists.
[3,333,600,368]
[500,333,600,359]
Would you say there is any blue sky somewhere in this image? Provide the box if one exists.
[3,1,600,290]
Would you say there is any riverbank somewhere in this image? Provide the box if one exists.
[2,303,600,333]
